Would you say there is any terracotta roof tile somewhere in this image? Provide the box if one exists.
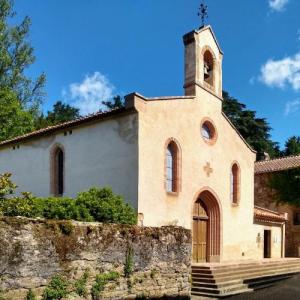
[254,206,287,223]
[0,107,135,148]
[255,155,300,174]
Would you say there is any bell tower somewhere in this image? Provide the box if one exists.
[183,25,223,99]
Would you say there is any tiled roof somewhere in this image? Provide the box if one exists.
[255,155,300,174]
[0,107,135,148]
[254,206,287,223]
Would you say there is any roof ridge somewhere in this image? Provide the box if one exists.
[254,205,282,216]
[0,107,127,147]
[255,154,300,165]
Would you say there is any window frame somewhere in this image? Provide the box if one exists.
[200,118,218,145]
[50,144,65,196]
[164,138,181,195]
[230,162,241,206]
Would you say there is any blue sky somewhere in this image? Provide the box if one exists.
[14,0,300,148]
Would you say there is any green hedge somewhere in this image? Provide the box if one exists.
[0,175,136,225]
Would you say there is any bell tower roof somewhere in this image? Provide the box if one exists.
[183,25,223,55]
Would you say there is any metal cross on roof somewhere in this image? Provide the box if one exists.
[198,1,208,28]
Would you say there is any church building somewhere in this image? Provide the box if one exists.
[0,25,287,264]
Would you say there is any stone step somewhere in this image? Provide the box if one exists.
[192,282,249,294]
[192,260,300,273]
[191,279,282,298]
[191,260,300,298]
[192,272,292,290]
[191,287,253,298]
[192,266,300,281]
[192,263,300,275]
[191,280,281,298]
[192,259,300,271]
[192,278,242,288]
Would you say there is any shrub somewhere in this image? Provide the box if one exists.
[76,187,137,224]
[0,173,136,225]
[0,192,43,218]
[26,289,37,300]
[43,275,69,300]
[0,173,17,199]
[91,271,119,299]
[40,197,88,221]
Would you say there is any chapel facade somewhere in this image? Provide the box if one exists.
[0,25,287,263]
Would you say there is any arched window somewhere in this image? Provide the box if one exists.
[166,141,179,193]
[203,50,214,86]
[51,146,64,196]
[230,163,240,204]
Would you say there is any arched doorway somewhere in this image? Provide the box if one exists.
[192,190,221,263]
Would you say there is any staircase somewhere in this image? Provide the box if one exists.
[191,258,300,298]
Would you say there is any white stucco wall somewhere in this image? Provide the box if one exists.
[0,113,139,209]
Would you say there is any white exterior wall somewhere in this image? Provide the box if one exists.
[0,113,139,209]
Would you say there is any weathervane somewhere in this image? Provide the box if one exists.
[198,1,208,28]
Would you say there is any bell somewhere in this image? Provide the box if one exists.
[204,63,210,79]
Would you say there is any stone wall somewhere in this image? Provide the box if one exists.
[0,217,191,300]
[255,173,300,257]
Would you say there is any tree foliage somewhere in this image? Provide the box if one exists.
[0,88,34,141]
[0,0,45,108]
[283,136,300,156]
[0,0,45,142]
[222,91,280,158]
[35,101,80,129]
[102,95,124,110]
[269,136,300,206]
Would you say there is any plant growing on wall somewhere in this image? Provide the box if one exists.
[26,289,37,300]
[124,245,134,277]
[42,275,69,300]
[74,269,90,297]
[91,271,119,300]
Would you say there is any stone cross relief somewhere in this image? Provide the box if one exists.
[203,162,213,177]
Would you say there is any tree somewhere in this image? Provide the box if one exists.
[0,0,45,141]
[0,0,45,108]
[102,95,124,110]
[35,101,80,129]
[283,136,300,156]
[269,136,300,206]
[222,91,280,158]
[0,88,34,141]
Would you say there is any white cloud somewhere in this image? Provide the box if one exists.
[269,0,289,11]
[63,72,115,115]
[260,53,300,91]
[285,99,300,116]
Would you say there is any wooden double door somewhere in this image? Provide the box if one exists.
[193,199,209,263]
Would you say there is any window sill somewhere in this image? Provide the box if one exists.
[166,191,179,197]
[231,202,239,207]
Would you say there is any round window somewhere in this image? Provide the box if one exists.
[201,120,217,144]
